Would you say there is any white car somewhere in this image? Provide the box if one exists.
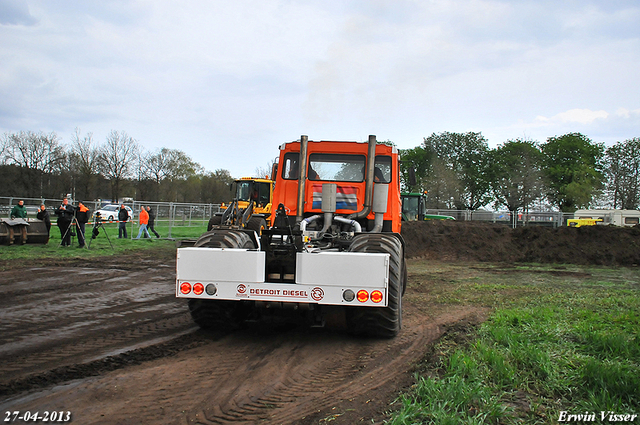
[93,204,134,222]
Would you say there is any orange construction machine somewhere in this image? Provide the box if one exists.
[176,135,407,337]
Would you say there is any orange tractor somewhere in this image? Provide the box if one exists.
[177,135,407,337]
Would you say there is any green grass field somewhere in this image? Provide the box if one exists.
[0,221,208,263]
[388,261,640,424]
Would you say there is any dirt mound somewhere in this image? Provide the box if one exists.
[402,220,640,266]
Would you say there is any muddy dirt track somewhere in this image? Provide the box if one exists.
[0,221,637,424]
[0,244,486,425]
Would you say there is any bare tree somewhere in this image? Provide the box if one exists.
[0,136,8,165]
[145,148,174,185]
[69,128,101,200]
[99,130,139,202]
[2,130,65,172]
[1,131,66,196]
[254,159,277,180]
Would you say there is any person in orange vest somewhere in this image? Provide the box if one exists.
[75,201,91,247]
[136,205,151,239]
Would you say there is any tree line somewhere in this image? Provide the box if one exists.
[0,129,234,203]
[400,132,640,213]
[2,129,638,213]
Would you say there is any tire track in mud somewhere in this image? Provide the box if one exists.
[0,304,487,425]
[188,305,457,425]
[0,261,194,395]
[0,313,196,385]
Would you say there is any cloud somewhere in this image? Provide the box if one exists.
[495,107,640,146]
[536,109,610,125]
[0,0,37,26]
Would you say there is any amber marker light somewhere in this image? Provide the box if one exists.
[357,290,369,303]
[193,283,204,295]
[371,290,383,303]
[180,282,192,294]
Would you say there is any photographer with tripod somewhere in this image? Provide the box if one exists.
[55,198,75,246]
[75,201,90,248]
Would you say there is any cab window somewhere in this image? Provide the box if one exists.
[256,182,271,205]
[374,156,392,183]
[282,153,299,180]
[308,154,365,182]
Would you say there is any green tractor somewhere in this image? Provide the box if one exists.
[401,192,455,222]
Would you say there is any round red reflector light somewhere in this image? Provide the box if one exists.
[371,290,383,303]
[357,290,369,303]
[193,283,204,295]
[180,282,191,294]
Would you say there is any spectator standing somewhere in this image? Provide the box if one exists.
[55,198,75,246]
[10,200,27,219]
[75,201,90,248]
[136,205,151,239]
[146,205,160,238]
[118,204,129,239]
[37,205,51,236]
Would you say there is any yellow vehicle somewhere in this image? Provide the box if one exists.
[567,218,603,227]
[573,209,640,227]
[207,177,274,234]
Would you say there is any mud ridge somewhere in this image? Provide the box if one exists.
[402,220,640,266]
[0,332,213,398]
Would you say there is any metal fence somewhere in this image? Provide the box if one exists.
[425,209,572,228]
[0,196,222,238]
[0,197,581,234]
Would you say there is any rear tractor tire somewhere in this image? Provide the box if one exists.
[246,217,267,235]
[207,215,222,231]
[194,229,254,248]
[188,229,255,329]
[345,233,404,338]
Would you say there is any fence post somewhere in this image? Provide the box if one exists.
[168,202,173,238]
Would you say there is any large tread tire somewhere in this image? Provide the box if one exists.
[246,217,267,235]
[207,215,222,231]
[194,229,254,248]
[188,230,255,329]
[346,233,404,338]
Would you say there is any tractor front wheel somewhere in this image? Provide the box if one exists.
[207,215,222,231]
[345,233,404,338]
[246,217,267,235]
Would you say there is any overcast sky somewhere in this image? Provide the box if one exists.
[1,0,639,178]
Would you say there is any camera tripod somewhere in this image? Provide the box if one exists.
[88,217,113,249]
[59,216,86,248]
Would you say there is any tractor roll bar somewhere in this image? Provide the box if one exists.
[348,134,377,221]
[296,135,309,224]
